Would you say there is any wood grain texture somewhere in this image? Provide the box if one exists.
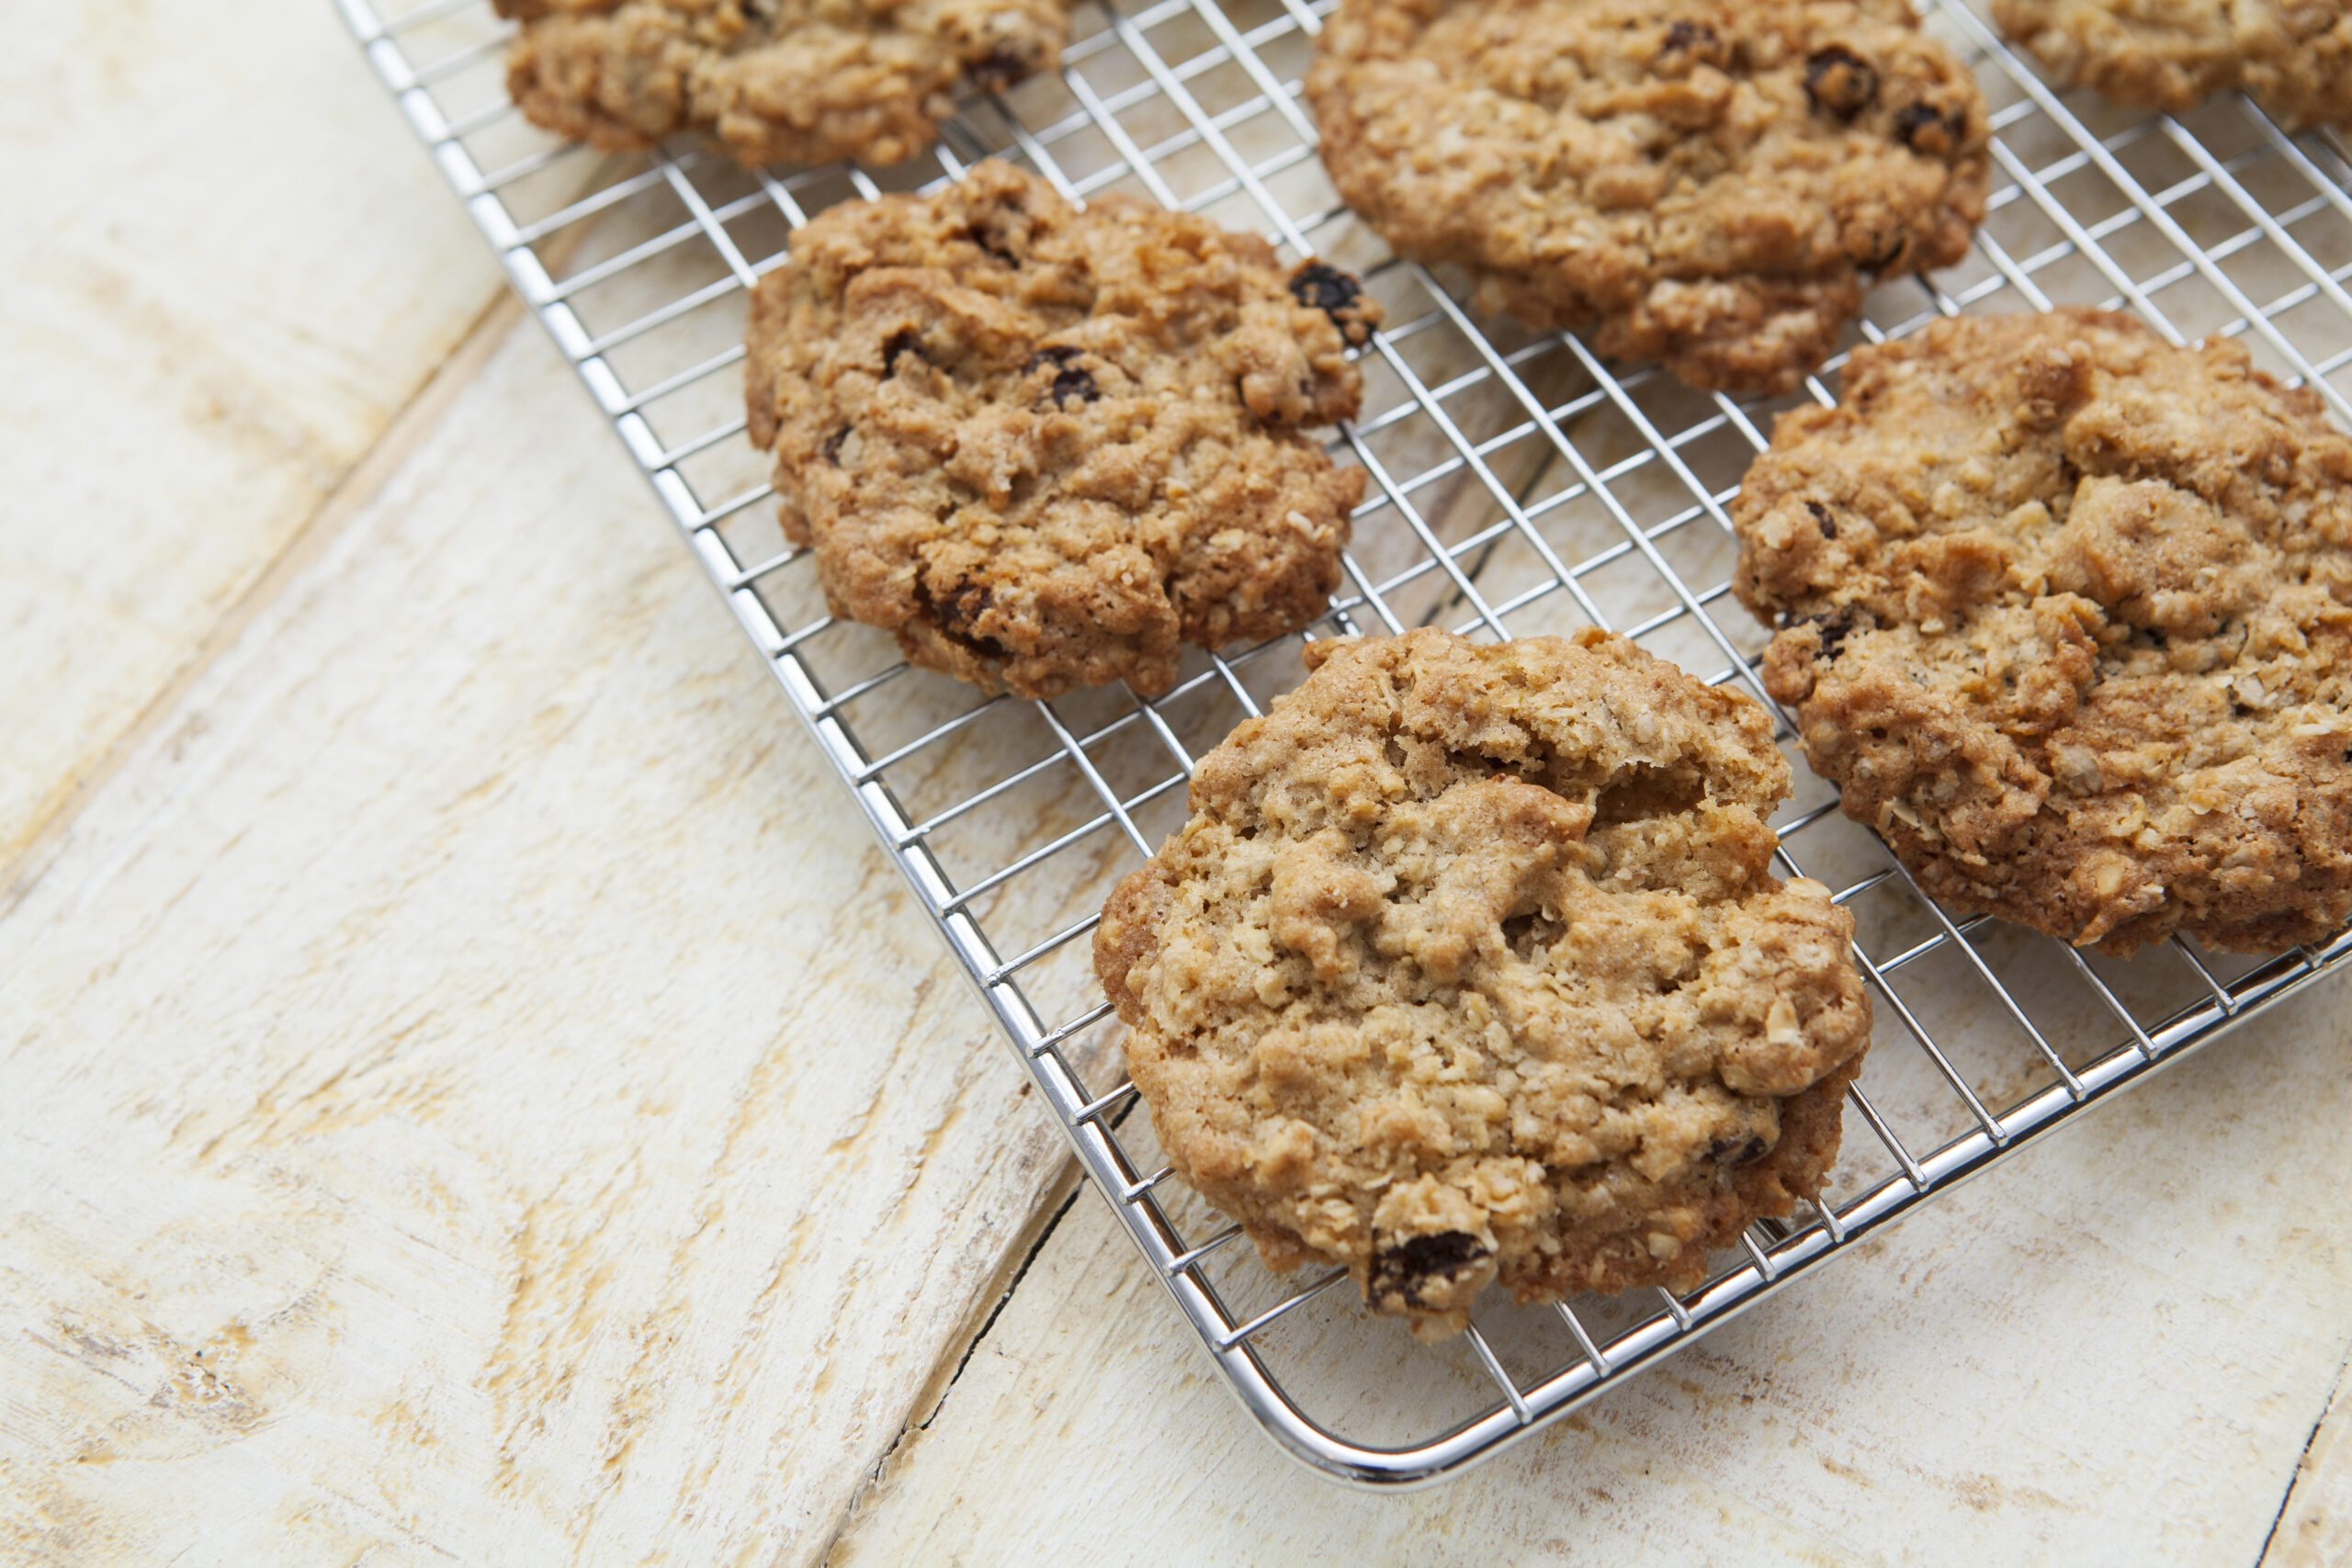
[9,3,2352,1557]
[0,320,1072,1566]
[0,0,502,866]
[827,987,2352,1566]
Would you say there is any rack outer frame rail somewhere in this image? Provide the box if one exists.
[341,0,2352,1488]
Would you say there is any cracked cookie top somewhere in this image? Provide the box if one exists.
[746,161,1378,698]
[1734,308,2352,954]
[1305,0,1989,394]
[1093,628,1871,1339]
[1992,0,2352,130]
[496,0,1071,168]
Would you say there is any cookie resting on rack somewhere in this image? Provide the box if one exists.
[1092,628,1872,1340]
[1305,0,1989,394]
[494,0,1070,168]
[1992,0,2352,130]
[1733,309,2352,956]
[746,160,1380,698]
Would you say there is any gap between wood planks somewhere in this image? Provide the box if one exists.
[919,1161,1089,1438]
[815,1158,1091,1567]
[814,1089,1162,1562]
[0,285,520,921]
[903,1090,1157,1444]
[2257,1344,2352,1566]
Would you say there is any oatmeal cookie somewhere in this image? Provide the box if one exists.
[1992,1,2352,130]
[746,161,1378,698]
[495,0,1070,168]
[1306,0,1990,395]
[1094,628,1872,1340]
[1733,309,2352,955]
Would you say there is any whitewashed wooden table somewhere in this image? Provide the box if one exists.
[6,4,2352,1563]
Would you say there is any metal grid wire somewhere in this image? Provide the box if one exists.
[344,0,2352,1486]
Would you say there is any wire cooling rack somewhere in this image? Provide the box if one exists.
[343,0,2352,1487]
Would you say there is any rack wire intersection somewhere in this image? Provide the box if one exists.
[343,0,2352,1487]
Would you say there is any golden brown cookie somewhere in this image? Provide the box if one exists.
[496,0,1070,168]
[1733,309,2352,955]
[1305,0,1990,395]
[745,161,1378,698]
[1992,0,2352,130]
[1094,628,1872,1339]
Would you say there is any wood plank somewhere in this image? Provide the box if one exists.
[0,318,1078,1566]
[827,986,2352,1563]
[0,0,503,867]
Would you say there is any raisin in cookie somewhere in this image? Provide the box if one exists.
[746,161,1378,698]
[1306,0,1989,395]
[1733,309,2352,955]
[1993,1,2352,130]
[1093,628,1872,1339]
[496,0,1070,168]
